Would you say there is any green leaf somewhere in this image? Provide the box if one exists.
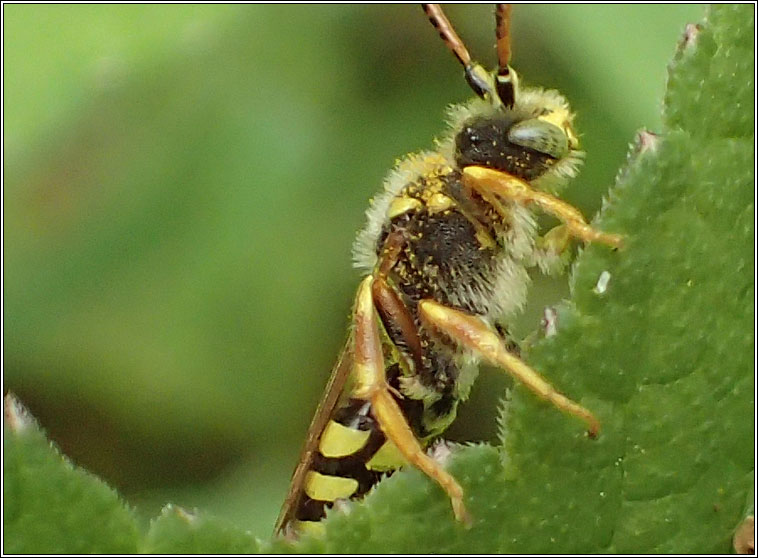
[268,4,754,553]
[3,394,140,554]
[3,393,263,554]
[142,505,260,554]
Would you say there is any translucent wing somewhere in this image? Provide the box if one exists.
[274,331,355,535]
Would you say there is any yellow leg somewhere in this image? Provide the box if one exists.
[352,276,472,526]
[539,224,571,256]
[531,224,573,276]
[418,299,600,438]
[463,165,623,249]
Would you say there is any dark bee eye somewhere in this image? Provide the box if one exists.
[507,119,570,159]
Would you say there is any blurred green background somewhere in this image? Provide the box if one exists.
[4,4,704,538]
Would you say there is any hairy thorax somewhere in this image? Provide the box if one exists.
[358,152,537,327]
[351,153,539,438]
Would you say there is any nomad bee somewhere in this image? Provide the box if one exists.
[275,4,621,537]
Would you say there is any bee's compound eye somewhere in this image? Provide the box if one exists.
[507,118,570,159]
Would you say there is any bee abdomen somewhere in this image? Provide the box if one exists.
[293,399,401,526]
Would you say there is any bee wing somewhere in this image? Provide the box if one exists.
[274,330,355,535]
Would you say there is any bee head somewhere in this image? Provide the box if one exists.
[426,4,581,184]
[453,96,580,182]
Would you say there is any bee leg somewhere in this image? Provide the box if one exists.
[532,224,572,275]
[539,224,571,257]
[462,165,623,249]
[352,276,472,527]
[418,298,600,438]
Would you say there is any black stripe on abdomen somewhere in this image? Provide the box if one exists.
[294,399,388,523]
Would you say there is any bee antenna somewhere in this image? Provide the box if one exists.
[422,4,493,100]
[495,4,516,107]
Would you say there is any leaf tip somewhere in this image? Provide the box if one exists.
[635,129,662,156]
[677,23,703,54]
[4,392,38,434]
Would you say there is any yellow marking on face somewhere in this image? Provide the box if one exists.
[366,439,407,471]
[388,196,423,219]
[538,106,570,129]
[319,420,371,458]
[426,192,454,213]
[563,122,579,150]
[538,107,578,150]
[305,471,359,502]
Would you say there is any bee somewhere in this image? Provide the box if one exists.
[275,4,621,537]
